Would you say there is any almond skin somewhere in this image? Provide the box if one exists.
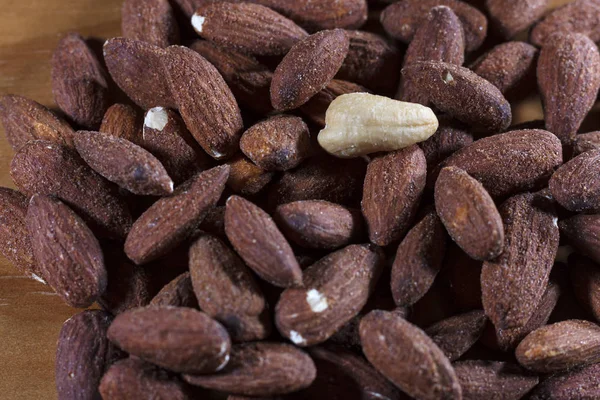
[100,103,143,145]
[121,0,179,48]
[486,0,548,39]
[26,195,106,308]
[574,131,600,155]
[271,29,350,111]
[425,310,487,361]
[528,363,600,400]
[549,149,600,212]
[150,272,198,309]
[560,214,600,264]
[226,155,274,195]
[530,0,600,47]
[569,254,600,322]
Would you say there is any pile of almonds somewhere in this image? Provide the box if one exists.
[2,0,600,398]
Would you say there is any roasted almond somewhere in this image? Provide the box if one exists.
[569,254,600,322]
[121,0,179,48]
[198,206,226,240]
[573,131,600,155]
[100,103,143,145]
[425,310,487,361]
[528,362,600,400]
[486,0,548,39]
[530,0,600,47]
[226,154,274,196]
[150,272,198,309]
[299,79,367,127]
[549,149,600,212]
[560,214,600,264]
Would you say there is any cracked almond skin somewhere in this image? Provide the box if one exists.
[530,0,600,47]
[574,131,600,155]
[189,235,271,342]
[391,211,447,307]
[150,272,198,308]
[0,94,74,150]
[51,33,109,129]
[192,2,308,56]
[486,0,548,39]
[560,214,600,264]
[124,165,229,264]
[183,342,316,396]
[425,310,487,361]
[226,154,274,195]
[380,0,487,52]
[528,362,600,400]
[360,310,462,400]
[538,32,600,144]
[122,0,179,48]
[103,38,176,110]
[569,254,600,322]
[275,244,383,347]
[225,195,302,288]
[549,149,600,212]
[162,45,244,159]
[107,306,231,374]
[299,79,367,127]
[435,166,504,261]
[271,29,350,111]
[11,140,132,239]
[100,103,143,145]
[440,129,563,198]
[516,320,600,373]
[74,131,174,196]
[26,195,106,308]
[481,192,559,330]
[402,61,511,132]
[362,145,426,246]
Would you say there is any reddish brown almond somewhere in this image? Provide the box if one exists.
[481,192,559,330]
[454,360,539,400]
[486,0,548,39]
[11,141,132,238]
[225,195,302,288]
[360,310,462,400]
[274,200,364,250]
[362,146,426,246]
[560,214,600,263]
[271,29,350,111]
[100,103,143,145]
[108,306,231,374]
[26,195,106,308]
[150,272,198,308]
[74,131,173,196]
[226,155,274,195]
[538,32,600,144]
[402,61,511,132]
[516,320,600,373]
[391,211,447,306]
[190,235,271,342]
[56,310,122,400]
[183,342,316,396]
[425,310,487,361]
[471,41,538,94]
[162,45,243,159]
[0,94,74,150]
[440,129,563,197]
[549,149,600,212]
[103,38,176,110]
[380,0,487,51]
[569,254,600,322]
[122,0,179,48]
[124,165,229,264]
[276,244,383,346]
[399,6,465,104]
[51,33,109,128]
[574,131,600,155]
[142,107,209,184]
[189,41,273,115]
[299,79,367,127]
[435,166,504,260]
[531,0,600,46]
[528,362,600,400]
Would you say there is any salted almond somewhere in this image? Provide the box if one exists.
[150,272,198,309]
[100,104,143,145]
[560,214,600,264]
[486,0,548,39]
[573,131,600,155]
[549,149,600,212]
[530,0,600,46]
[426,310,487,361]
[121,0,179,48]
[528,363,600,400]
[226,154,274,196]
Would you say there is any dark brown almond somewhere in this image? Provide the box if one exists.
[560,214,600,263]
[162,45,244,159]
[574,131,600,155]
[0,94,74,150]
[360,310,462,400]
[481,192,559,330]
[516,320,600,373]
[402,61,511,132]
[56,310,122,400]
[192,3,308,56]
[549,149,600,212]
[528,362,600,400]
[142,107,209,184]
[380,0,487,51]
[150,272,198,308]
[226,155,274,195]
[74,131,173,196]
[51,33,109,128]
[274,200,364,249]
[454,360,539,400]
[486,0,548,39]
[435,166,504,260]
[225,195,302,288]
[183,342,316,396]
[124,165,229,264]
[271,29,350,111]
[426,310,487,361]
[100,103,143,145]
[471,41,538,94]
[569,254,600,322]
[538,32,600,144]
[26,195,106,308]
[440,129,563,197]
[103,38,176,110]
[276,244,383,346]
[299,79,367,127]
[122,0,179,48]
[190,235,271,342]
[531,0,600,46]
[240,115,310,171]
[399,6,465,104]
[108,306,231,374]
[362,145,426,246]
[391,211,447,306]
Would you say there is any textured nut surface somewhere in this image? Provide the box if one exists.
[549,149,600,212]
[100,103,143,145]
[425,310,487,361]
[486,0,548,39]
[560,214,600,264]
[150,272,198,309]
[530,0,600,46]
[528,362,600,400]
[121,0,179,48]
[299,79,367,127]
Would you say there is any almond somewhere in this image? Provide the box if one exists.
[560,214,600,264]
[121,0,180,48]
[549,149,600,212]
[528,362,600,400]
[569,254,600,322]
[150,272,199,309]
[198,206,226,240]
[530,0,600,47]
[486,0,548,39]
[226,154,274,195]
[100,103,143,145]
[573,131,600,155]
[299,79,367,127]
[425,310,487,361]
